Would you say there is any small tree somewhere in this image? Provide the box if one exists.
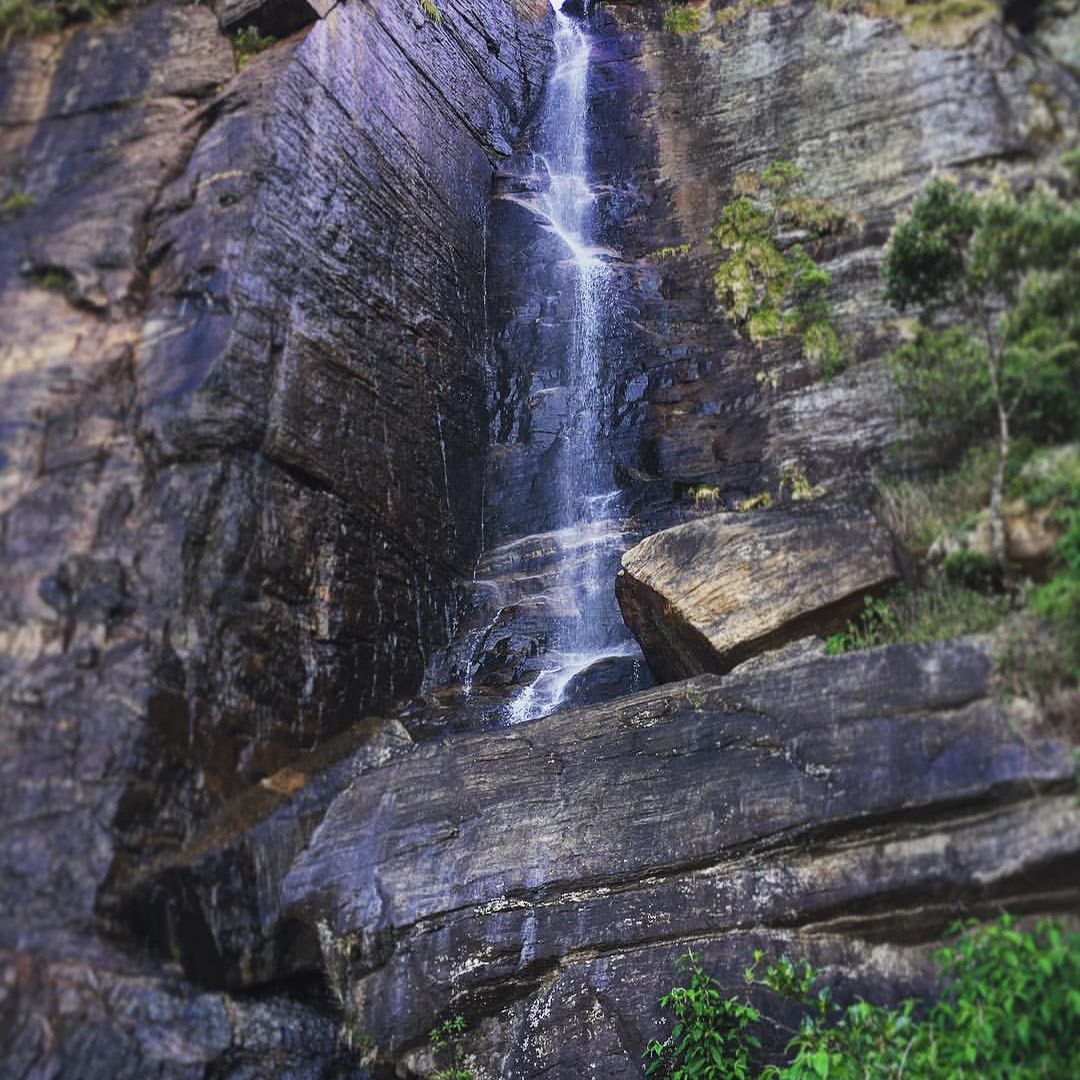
[883,168,1080,569]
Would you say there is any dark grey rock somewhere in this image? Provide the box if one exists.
[281,640,1079,1069]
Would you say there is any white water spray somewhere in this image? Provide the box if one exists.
[505,1,635,723]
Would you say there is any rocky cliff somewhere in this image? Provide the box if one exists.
[0,0,551,1072]
[0,0,1077,1076]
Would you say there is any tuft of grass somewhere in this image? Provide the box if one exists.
[231,25,276,68]
[826,577,1013,655]
[874,444,997,552]
[420,0,442,24]
[0,189,34,215]
[663,3,701,32]
[820,0,997,45]
[0,0,140,48]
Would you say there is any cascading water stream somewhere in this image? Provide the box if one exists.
[504,0,639,723]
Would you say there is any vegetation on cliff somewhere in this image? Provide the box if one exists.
[711,161,851,376]
[845,161,1079,684]
[647,917,1080,1080]
[0,0,139,46]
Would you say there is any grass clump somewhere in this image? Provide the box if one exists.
[663,3,702,32]
[420,0,443,24]
[0,0,139,48]
[825,579,1012,655]
[0,189,34,214]
[231,24,276,68]
[647,916,1080,1080]
[820,0,997,46]
[711,160,851,377]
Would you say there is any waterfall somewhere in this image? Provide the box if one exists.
[505,0,638,723]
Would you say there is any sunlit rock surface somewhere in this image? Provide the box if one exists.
[616,507,899,678]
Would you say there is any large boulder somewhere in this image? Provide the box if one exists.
[615,507,899,679]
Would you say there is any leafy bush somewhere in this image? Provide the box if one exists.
[430,1015,473,1080]
[647,917,1080,1080]
[711,162,849,376]
[645,952,761,1080]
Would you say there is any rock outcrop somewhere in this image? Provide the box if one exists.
[278,639,1078,1074]
[0,0,552,1072]
[616,507,899,679]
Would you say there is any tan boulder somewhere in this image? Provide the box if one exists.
[616,508,899,679]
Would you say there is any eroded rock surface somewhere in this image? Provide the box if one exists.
[280,639,1079,1072]
[0,0,552,1072]
[616,507,899,679]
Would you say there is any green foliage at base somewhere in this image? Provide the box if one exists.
[663,3,702,32]
[232,25,276,68]
[645,952,761,1080]
[0,0,138,48]
[430,1015,473,1080]
[711,162,848,376]
[647,917,1080,1080]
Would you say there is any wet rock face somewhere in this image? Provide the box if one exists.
[616,507,899,679]
[525,0,1076,517]
[0,0,552,1071]
[280,640,1079,1071]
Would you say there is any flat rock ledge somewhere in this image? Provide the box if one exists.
[276,638,1078,1076]
[616,507,899,680]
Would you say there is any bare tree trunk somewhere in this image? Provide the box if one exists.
[991,399,1009,572]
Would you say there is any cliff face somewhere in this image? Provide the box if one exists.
[0,0,551,1073]
[0,0,1077,1077]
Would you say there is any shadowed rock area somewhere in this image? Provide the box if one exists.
[0,0,552,1072]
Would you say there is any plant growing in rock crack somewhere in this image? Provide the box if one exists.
[232,25,276,69]
[316,920,372,1058]
[420,0,443,24]
[883,164,1080,575]
[663,3,702,33]
[430,1014,473,1080]
[711,161,851,377]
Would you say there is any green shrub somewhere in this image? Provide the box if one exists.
[663,3,701,32]
[430,1015,473,1080]
[647,917,1080,1080]
[645,951,761,1080]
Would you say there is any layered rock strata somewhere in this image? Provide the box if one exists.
[616,507,899,678]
